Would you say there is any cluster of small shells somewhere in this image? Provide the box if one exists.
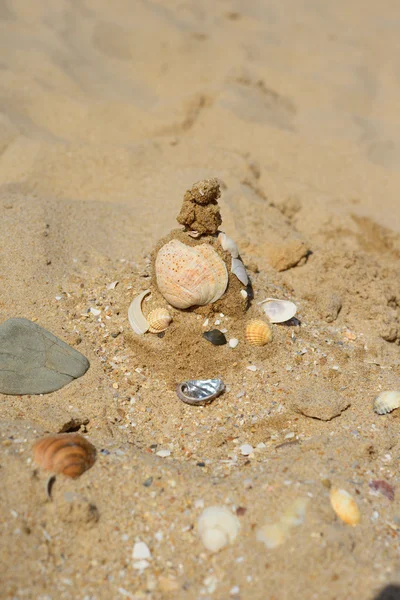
[128,289,173,335]
[33,433,96,478]
[198,506,240,552]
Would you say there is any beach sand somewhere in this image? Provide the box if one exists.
[1,1,400,598]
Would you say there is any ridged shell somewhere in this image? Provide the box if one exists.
[147,308,172,333]
[373,390,400,415]
[245,319,273,346]
[155,240,228,309]
[33,433,96,479]
[329,488,360,526]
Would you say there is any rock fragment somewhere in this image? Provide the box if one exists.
[0,318,89,395]
[290,385,350,421]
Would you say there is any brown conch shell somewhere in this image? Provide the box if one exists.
[33,433,96,478]
[155,240,228,309]
[147,307,172,333]
[245,319,273,346]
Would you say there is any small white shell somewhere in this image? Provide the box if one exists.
[231,257,249,286]
[128,290,150,334]
[229,338,239,348]
[147,308,172,333]
[260,298,297,323]
[218,232,239,258]
[198,506,240,552]
[373,390,400,415]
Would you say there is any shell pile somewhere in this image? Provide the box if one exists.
[155,240,228,309]
[245,319,273,346]
[33,433,96,478]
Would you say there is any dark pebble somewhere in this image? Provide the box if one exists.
[202,329,227,345]
[196,461,206,467]
[143,477,153,487]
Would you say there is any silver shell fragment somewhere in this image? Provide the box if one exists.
[231,257,249,286]
[373,390,400,415]
[128,289,150,334]
[176,378,225,406]
[218,232,239,258]
[260,298,297,323]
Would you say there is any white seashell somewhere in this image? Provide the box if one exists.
[147,308,172,333]
[373,390,400,415]
[231,257,249,286]
[240,290,248,299]
[229,338,239,348]
[128,290,150,334]
[198,506,240,552]
[132,541,151,561]
[155,240,228,309]
[329,488,360,526]
[256,522,289,549]
[260,298,297,323]
[218,232,239,258]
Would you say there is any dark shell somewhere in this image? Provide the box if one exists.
[202,329,227,345]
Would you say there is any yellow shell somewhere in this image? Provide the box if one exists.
[245,319,273,346]
[329,488,360,526]
[155,240,228,309]
[33,433,96,479]
[147,308,172,333]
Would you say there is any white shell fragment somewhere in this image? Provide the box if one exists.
[198,506,240,552]
[132,541,152,561]
[260,298,297,323]
[373,390,400,415]
[218,232,239,258]
[229,338,239,348]
[231,257,249,286]
[128,290,150,334]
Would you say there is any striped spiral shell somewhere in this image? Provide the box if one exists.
[33,433,96,478]
[245,319,273,346]
[147,308,172,333]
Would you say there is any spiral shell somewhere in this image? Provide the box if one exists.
[33,433,96,478]
[147,308,172,333]
[329,488,360,526]
[198,506,240,552]
[155,240,228,309]
[245,319,273,346]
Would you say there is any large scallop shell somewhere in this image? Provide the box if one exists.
[147,308,172,333]
[33,433,96,478]
[373,390,400,415]
[260,298,297,323]
[155,240,228,309]
[245,319,273,346]
[329,488,360,526]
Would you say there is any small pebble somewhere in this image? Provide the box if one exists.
[156,449,171,458]
[229,338,239,348]
[240,290,248,299]
[203,330,227,346]
[240,444,253,456]
[90,308,101,316]
[132,541,151,561]
[246,365,257,372]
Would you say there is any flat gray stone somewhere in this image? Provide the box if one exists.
[289,385,350,421]
[0,318,89,395]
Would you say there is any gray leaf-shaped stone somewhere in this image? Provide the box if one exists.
[0,318,90,395]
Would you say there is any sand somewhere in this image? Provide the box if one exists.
[1,1,400,599]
